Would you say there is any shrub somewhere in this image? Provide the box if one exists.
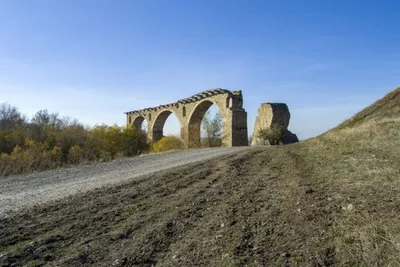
[67,145,84,164]
[257,124,284,145]
[0,140,59,176]
[99,150,112,162]
[19,140,56,171]
[56,124,87,156]
[200,137,222,148]
[0,103,151,176]
[51,146,63,164]
[122,126,149,156]
[86,125,108,160]
[152,136,186,153]
[105,125,123,157]
[0,153,11,176]
[86,125,149,160]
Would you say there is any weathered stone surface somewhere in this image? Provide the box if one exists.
[251,103,298,146]
[125,89,248,147]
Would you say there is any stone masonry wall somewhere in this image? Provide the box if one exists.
[125,89,248,147]
[251,103,298,146]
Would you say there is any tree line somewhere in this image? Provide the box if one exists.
[0,102,224,176]
[0,103,148,176]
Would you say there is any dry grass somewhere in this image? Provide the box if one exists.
[336,87,400,130]
[302,88,400,266]
[303,116,400,266]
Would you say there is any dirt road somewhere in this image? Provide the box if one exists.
[1,145,338,266]
[0,147,253,217]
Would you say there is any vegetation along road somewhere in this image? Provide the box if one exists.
[0,147,253,217]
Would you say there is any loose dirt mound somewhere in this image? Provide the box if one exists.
[1,88,399,266]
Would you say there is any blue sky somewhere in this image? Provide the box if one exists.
[1,0,399,140]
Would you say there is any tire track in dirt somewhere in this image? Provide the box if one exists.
[1,146,340,267]
[0,147,252,217]
[103,151,265,267]
[0,149,263,267]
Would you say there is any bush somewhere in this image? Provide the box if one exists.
[56,124,87,156]
[51,146,63,164]
[257,124,284,145]
[99,150,112,162]
[0,103,150,177]
[0,153,11,176]
[67,145,84,164]
[122,126,149,156]
[86,125,149,160]
[152,136,186,153]
[200,137,222,148]
[0,140,60,176]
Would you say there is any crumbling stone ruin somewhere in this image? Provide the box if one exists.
[125,89,248,147]
[251,103,299,146]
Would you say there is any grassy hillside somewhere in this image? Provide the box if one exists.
[1,88,399,266]
[334,87,400,130]
[296,87,400,265]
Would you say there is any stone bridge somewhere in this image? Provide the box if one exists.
[125,89,248,147]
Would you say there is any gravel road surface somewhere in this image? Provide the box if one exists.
[0,147,252,217]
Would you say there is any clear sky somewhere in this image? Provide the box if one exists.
[1,0,399,140]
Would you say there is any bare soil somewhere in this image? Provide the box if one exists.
[1,147,341,267]
[0,147,250,217]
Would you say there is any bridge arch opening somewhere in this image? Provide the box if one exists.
[132,116,148,133]
[188,100,225,147]
[126,89,248,147]
[152,110,182,142]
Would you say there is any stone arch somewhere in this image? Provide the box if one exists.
[188,99,226,147]
[132,116,147,132]
[151,110,182,142]
[125,89,248,147]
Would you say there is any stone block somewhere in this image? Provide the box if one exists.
[251,103,298,146]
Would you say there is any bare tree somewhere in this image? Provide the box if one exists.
[201,110,223,147]
[30,110,64,141]
[0,103,25,132]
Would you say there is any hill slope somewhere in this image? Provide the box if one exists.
[335,87,400,129]
[1,88,400,267]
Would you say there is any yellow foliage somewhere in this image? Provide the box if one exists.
[12,145,23,155]
[67,145,84,164]
[51,146,63,162]
[0,140,59,176]
[152,136,186,153]
[0,105,149,176]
